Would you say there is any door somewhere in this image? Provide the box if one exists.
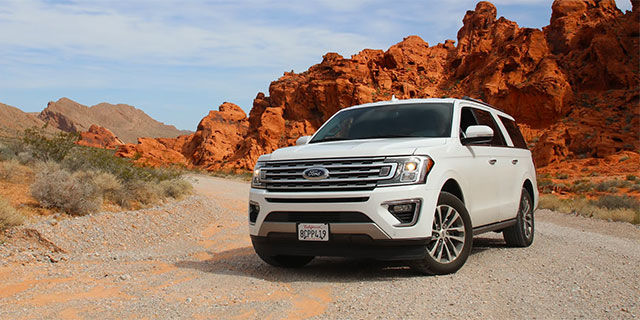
[457,107,510,227]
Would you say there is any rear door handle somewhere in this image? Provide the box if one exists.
[489,159,497,165]
[512,159,518,165]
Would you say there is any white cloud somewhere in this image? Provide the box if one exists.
[0,0,378,69]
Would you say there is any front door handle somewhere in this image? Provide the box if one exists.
[489,159,497,165]
[512,159,518,165]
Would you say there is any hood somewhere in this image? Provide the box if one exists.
[262,138,447,161]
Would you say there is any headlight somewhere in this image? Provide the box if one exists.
[378,156,434,187]
[251,162,266,189]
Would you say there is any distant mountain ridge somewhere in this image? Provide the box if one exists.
[37,98,191,143]
[0,102,53,136]
[0,97,191,144]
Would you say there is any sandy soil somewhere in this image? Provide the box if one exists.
[0,175,638,319]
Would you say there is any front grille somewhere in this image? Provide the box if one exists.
[262,157,396,192]
[264,211,373,223]
[265,197,369,203]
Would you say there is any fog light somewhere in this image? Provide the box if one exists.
[389,203,415,214]
[249,201,260,224]
[382,199,422,226]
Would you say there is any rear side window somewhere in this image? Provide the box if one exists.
[460,107,507,147]
[499,116,528,149]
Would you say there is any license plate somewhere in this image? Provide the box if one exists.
[297,223,329,241]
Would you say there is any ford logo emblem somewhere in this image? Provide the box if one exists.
[302,167,329,180]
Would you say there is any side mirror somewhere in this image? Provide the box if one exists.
[296,136,311,145]
[461,125,493,145]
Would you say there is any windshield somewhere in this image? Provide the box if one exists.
[310,103,453,143]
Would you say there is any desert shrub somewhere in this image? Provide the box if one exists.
[590,195,640,211]
[556,173,569,180]
[30,166,102,216]
[627,175,637,181]
[537,179,553,193]
[158,179,193,199]
[124,180,162,206]
[539,195,639,224]
[0,196,25,229]
[595,180,619,192]
[22,127,78,162]
[61,147,181,183]
[572,179,594,192]
[90,171,123,202]
[0,159,33,183]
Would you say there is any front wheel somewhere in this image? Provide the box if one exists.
[410,192,473,275]
[503,188,534,247]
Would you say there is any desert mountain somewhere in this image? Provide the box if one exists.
[0,102,55,136]
[38,98,191,144]
[118,0,639,175]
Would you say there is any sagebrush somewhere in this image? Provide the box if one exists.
[0,196,25,229]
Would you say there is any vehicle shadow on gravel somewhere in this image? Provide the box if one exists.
[175,237,508,282]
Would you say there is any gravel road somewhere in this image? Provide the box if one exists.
[1,175,638,319]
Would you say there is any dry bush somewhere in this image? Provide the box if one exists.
[89,171,123,203]
[0,159,32,183]
[120,180,162,207]
[0,196,25,229]
[30,167,102,216]
[539,195,639,224]
[158,179,193,199]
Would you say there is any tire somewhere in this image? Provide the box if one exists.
[503,188,534,247]
[410,192,473,275]
[253,247,314,268]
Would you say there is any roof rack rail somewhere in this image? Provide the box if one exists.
[461,96,504,112]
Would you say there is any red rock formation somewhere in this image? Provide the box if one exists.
[116,102,248,170]
[76,125,124,150]
[116,137,188,167]
[117,0,639,177]
[224,0,638,171]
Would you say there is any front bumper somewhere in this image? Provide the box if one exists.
[249,184,439,240]
[250,234,430,260]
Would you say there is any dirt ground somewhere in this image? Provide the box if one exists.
[0,175,638,319]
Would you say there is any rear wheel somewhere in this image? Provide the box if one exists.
[503,188,534,247]
[411,192,473,275]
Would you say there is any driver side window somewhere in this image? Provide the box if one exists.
[460,107,507,147]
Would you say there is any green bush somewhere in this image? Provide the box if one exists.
[30,165,102,215]
[61,147,181,183]
[22,127,78,162]
[0,196,25,229]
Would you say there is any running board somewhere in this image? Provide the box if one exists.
[473,219,517,236]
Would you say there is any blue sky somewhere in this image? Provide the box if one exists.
[0,0,633,130]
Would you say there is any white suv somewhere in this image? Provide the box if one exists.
[248,97,538,275]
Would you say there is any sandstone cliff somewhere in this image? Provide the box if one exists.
[76,125,125,150]
[115,102,248,169]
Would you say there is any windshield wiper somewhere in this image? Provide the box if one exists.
[310,137,351,143]
[364,134,418,139]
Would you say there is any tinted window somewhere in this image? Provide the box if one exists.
[499,116,528,149]
[460,107,507,147]
[311,103,453,143]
